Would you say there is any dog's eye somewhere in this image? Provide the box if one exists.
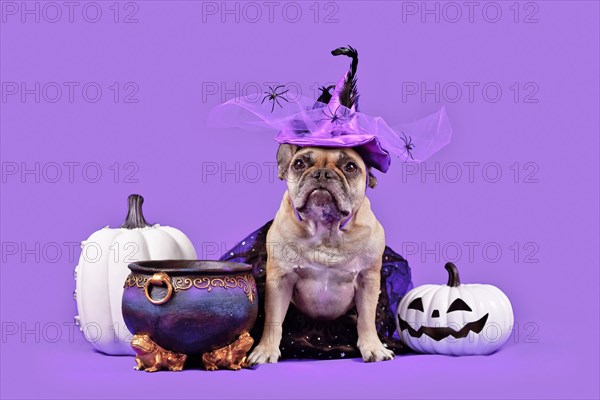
[345,162,358,173]
[292,159,306,171]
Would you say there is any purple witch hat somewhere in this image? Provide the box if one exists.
[208,46,452,173]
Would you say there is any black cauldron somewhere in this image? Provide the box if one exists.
[122,260,258,355]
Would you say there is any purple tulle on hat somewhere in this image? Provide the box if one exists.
[208,47,452,173]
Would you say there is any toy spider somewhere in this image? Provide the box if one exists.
[261,85,289,112]
[400,132,416,160]
[321,105,349,125]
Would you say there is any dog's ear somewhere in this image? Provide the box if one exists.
[367,168,377,188]
[276,144,299,180]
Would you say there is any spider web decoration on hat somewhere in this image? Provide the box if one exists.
[208,46,453,173]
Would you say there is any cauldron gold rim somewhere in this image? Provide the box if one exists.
[125,272,257,304]
[128,260,252,275]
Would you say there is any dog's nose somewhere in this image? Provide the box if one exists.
[311,168,333,181]
[431,310,440,318]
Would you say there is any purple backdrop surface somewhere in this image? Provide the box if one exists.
[1,1,599,399]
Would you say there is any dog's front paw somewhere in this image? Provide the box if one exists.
[247,343,281,365]
[358,339,395,363]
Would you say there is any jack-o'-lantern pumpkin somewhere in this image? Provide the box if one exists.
[396,262,514,355]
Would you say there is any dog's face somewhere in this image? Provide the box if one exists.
[277,144,374,223]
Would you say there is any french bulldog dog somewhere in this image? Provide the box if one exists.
[247,144,394,364]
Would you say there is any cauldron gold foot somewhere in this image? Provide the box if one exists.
[131,334,187,372]
[202,332,254,371]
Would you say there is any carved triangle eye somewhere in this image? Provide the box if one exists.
[447,298,472,313]
[407,297,424,312]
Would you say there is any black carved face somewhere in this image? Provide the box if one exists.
[397,297,489,342]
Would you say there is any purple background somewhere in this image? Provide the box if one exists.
[1,1,599,399]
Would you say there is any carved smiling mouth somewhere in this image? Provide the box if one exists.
[397,314,489,342]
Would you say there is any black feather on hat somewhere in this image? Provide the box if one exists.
[331,46,359,111]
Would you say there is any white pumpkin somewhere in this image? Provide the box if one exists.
[74,194,196,355]
[396,263,514,356]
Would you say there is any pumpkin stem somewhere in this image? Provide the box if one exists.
[121,194,151,229]
[445,262,461,287]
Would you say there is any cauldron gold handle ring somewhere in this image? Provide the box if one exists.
[144,272,173,305]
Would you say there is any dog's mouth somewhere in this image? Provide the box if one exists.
[296,188,350,217]
[397,314,489,342]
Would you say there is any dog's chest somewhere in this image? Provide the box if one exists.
[289,257,363,319]
[292,259,359,282]
[284,240,366,281]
